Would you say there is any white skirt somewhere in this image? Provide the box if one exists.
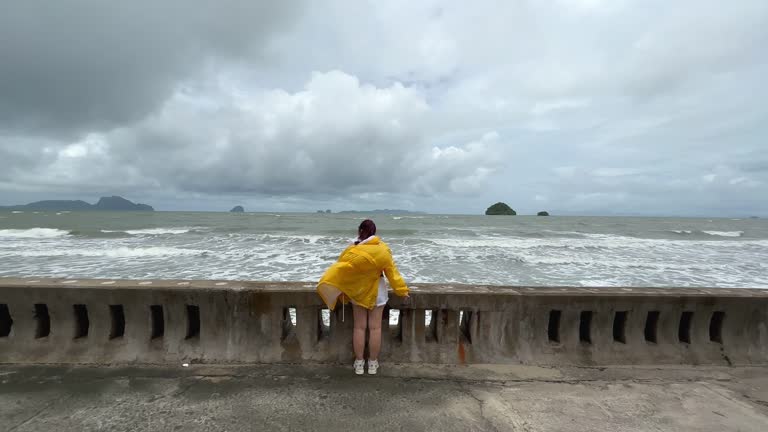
[374,276,389,307]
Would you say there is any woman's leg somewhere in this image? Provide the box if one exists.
[367,306,385,360]
[352,304,368,361]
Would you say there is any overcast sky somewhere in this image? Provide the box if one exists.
[1,0,766,216]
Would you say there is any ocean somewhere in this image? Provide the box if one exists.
[1,211,767,288]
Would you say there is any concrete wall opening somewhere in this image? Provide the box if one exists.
[579,311,592,344]
[613,311,628,344]
[389,309,400,327]
[0,304,11,337]
[185,305,200,340]
[282,307,296,341]
[644,311,659,343]
[318,308,330,340]
[426,309,439,343]
[679,311,693,344]
[109,305,125,340]
[34,304,50,338]
[548,310,561,343]
[287,307,297,326]
[388,308,402,341]
[320,308,330,328]
[460,310,473,344]
[73,304,89,339]
[150,305,164,339]
[709,311,725,344]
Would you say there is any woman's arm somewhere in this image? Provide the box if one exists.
[383,250,409,297]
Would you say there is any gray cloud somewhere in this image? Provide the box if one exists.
[8,71,501,198]
[1,0,767,215]
[0,0,302,135]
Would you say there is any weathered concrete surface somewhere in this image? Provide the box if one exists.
[3,277,767,367]
[2,364,768,431]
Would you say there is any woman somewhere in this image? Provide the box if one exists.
[317,219,409,375]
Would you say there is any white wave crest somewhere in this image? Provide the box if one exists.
[703,230,743,237]
[17,246,206,258]
[259,234,329,244]
[428,233,764,251]
[0,228,70,239]
[101,228,191,235]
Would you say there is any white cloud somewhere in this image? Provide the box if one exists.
[102,71,499,197]
[592,168,644,178]
[532,99,592,115]
[553,167,578,178]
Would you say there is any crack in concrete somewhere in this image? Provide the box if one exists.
[7,397,59,432]
[741,394,768,409]
[464,386,502,432]
[145,378,200,404]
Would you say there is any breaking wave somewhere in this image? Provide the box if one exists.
[0,228,70,239]
[16,246,206,258]
[101,228,193,236]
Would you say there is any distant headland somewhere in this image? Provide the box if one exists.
[230,205,245,213]
[0,196,154,211]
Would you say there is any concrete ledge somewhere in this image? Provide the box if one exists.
[1,277,767,366]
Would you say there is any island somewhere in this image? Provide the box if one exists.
[0,195,153,211]
[317,209,333,214]
[537,211,550,216]
[230,206,245,213]
[485,202,516,215]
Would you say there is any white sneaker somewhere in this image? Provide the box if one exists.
[354,359,365,375]
[368,359,379,375]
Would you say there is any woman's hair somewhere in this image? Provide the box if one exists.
[356,219,377,244]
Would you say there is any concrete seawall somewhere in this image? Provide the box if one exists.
[1,277,767,366]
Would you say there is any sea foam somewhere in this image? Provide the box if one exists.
[702,230,744,237]
[101,228,192,235]
[15,246,205,258]
[0,228,70,239]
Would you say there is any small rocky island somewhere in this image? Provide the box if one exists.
[0,195,153,211]
[485,202,517,215]
[230,206,245,213]
[537,211,550,216]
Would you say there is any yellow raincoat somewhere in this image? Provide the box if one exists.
[317,236,409,310]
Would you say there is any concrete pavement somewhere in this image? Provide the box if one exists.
[2,363,768,431]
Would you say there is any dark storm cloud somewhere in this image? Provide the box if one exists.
[0,137,51,182]
[0,0,303,135]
